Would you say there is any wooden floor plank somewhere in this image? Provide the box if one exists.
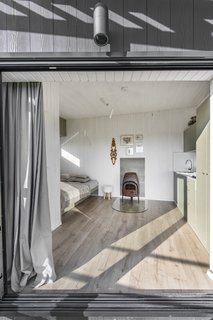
[27,197,213,293]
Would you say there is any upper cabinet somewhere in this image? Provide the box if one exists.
[196,97,210,139]
[183,97,210,152]
[184,123,196,152]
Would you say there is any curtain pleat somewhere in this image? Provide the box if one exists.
[2,82,56,292]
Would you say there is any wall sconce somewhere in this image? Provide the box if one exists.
[93,2,109,46]
[110,138,117,165]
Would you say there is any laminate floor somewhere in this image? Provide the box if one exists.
[33,197,213,292]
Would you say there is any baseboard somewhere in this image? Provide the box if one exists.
[51,219,62,232]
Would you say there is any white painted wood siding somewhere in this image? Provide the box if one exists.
[0,0,212,53]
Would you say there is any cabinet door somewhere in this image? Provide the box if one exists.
[184,123,196,152]
[196,122,210,252]
[206,123,210,175]
[196,126,206,175]
[205,123,210,252]
[187,178,197,233]
[177,177,184,216]
[196,172,207,248]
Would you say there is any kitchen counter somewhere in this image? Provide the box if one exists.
[175,171,196,179]
[174,171,197,221]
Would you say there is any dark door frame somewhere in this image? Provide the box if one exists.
[1,55,213,318]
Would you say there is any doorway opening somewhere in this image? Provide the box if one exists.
[1,69,213,295]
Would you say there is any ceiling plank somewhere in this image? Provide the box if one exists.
[3,70,213,82]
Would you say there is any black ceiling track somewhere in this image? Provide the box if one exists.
[0,54,213,71]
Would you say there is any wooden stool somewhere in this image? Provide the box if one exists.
[103,185,113,200]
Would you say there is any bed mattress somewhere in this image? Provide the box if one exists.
[60,180,98,213]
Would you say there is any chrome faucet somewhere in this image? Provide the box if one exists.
[185,159,192,172]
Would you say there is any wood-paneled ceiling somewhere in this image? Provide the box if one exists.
[3,70,211,119]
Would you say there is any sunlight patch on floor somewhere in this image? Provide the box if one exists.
[73,209,179,272]
[116,221,212,291]
[56,208,181,284]
[36,208,182,291]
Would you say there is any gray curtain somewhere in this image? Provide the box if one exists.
[2,82,56,292]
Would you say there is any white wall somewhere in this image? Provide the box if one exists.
[61,108,195,201]
[43,82,61,231]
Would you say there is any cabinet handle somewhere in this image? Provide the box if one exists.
[202,172,205,175]
[206,173,209,176]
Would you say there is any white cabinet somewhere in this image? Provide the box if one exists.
[177,177,184,216]
[196,122,210,252]
[187,178,197,233]
[174,173,187,219]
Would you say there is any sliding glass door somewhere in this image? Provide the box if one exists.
[0,72,6,298]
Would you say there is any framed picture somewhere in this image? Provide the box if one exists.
[126,147,134,156]
[120,135,134,146]
[136,143,144,153]
[135,134,143,142]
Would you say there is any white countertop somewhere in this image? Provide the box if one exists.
[176,171,196,179]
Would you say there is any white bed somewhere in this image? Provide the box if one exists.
[60,180,98,214]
